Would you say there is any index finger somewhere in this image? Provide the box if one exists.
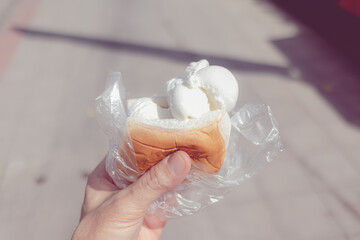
[87,157,119,193]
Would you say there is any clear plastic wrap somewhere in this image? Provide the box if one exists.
[95,72,282,219]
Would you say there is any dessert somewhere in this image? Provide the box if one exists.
[121,59,239,173]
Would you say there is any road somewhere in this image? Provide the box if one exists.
[0,0,360,239]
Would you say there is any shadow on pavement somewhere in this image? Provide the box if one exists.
[14,27,290,76]
[15,26,360,127]
[268,0,360,67]
[266,0,360,127]
[272,33,360,127]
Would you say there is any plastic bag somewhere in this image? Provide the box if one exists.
[95,72,282,219]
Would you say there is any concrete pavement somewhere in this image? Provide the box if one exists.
[0,0,359,239]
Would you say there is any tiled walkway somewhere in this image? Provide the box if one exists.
[0,0,359,239]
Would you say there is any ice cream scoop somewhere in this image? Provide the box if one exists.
[166,77,210,120]
[127,97,172,120]
[167,59,239,120]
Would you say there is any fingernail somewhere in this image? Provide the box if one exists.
[167,151,188,176]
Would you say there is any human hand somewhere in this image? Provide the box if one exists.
[72,151,191,240]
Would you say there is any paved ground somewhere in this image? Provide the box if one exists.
[0,0,360,239]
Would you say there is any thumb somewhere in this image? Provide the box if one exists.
[126,151,191,212]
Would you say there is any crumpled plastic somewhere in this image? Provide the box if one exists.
[95,72,282,219]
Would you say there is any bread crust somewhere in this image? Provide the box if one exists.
[120,115,227,174]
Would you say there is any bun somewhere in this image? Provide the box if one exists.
[120,110,231,173]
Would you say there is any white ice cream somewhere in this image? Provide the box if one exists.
[128,59,239,121]
[127,97,173,120]
[167,59,239,120]
[166,77,210,120]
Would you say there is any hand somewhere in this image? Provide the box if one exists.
[72,151,191,240]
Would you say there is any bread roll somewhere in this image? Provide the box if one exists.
[121,110,230,173]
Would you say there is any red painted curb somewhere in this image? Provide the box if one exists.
[339,0,360,17]
[0,0,42,78]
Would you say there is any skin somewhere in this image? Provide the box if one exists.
[72,151,192,240]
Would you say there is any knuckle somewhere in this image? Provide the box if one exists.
[84,185,95,202]
[84,184,92,195]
